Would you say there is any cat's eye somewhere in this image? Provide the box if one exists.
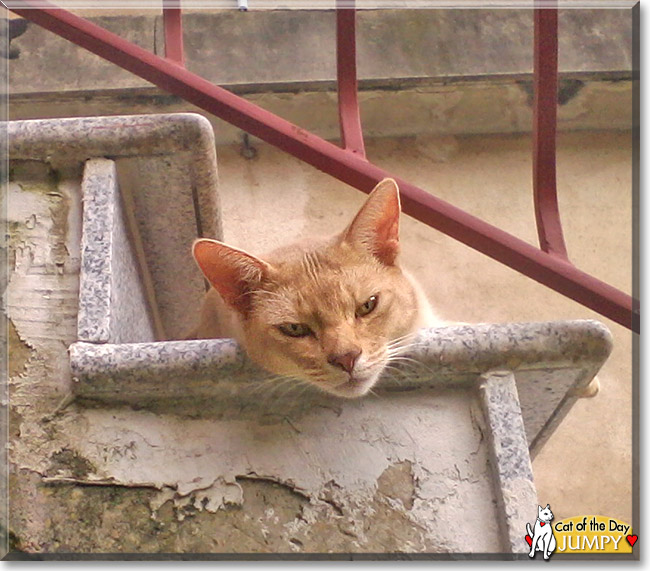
[277,323,313,338]
[356,295,378,318]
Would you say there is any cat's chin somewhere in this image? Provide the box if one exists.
[327,375,379,399]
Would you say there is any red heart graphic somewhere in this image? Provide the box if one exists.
[626,535,638,547]
[525,535,532,547]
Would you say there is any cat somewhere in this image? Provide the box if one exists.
[526,504,557,560]
[189,178,439,398]
[189,177,600,400]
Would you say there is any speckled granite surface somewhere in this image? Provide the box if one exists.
[78,158,155,344]
[480,371,537,554]
[9,113,221,340]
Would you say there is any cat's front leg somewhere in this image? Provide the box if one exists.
[545,536,556,560]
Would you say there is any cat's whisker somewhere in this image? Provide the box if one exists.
[389,330,418,342]
[387,336,415,347]
[388,355,424,366]
[275,378,331,407]
[272,382,303,402]
[361,352,385,367]
[384,364,426,379]
[378,364,433,392]
[348,335,415,368]
[385,349,414,361]
[255,375,307,401]
[250,373,295,395]
[386,333,418,349]
[380,364,411,382]
[254,372,288,384]
[286,382,317,404]
[365,344,395,361]
[391,341,415,351]
[382,362,408,372]
[267,383,310,407]
[256,380,289,400]
[386,341,415,355]
[386,356,428,371]
[385,349,414,363]
[386,356,437,379]
[249,380,280,397]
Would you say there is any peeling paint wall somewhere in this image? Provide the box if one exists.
[6,127,631,556]
[6,157,505,555]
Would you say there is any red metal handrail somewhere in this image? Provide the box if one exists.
[533,7,568,259]
[336,3,366,158]
[7,2,638,333]
[162,1,184,66]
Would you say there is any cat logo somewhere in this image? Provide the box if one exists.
[525,504,557,560]
[552,515,635,554]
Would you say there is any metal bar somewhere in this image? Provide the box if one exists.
[336,4,366,157]
[163,1,184,66]
[533,7,568,258]
[8,1,638,332]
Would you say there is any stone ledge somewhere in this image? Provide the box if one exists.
[9,78,633,144]
[10,9,633,95]
[69,319,613,458]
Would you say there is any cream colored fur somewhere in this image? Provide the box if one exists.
[190,178,440,398]
[190,178,599,400]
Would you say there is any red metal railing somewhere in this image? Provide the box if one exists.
[336,3,366,158]
[162,1,184,66]
[8,1,638,333]
[533,8,568,259]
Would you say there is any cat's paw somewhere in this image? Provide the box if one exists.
[571,375,600,399]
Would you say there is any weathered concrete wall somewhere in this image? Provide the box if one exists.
[9,79,633,148]
[8,9,633,93]
[6,128,633,556]
[8,9,634,145]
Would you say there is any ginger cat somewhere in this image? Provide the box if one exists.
[190,178,439,398]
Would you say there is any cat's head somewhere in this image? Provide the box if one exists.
[192,179,421,398]
[538,505,554,523]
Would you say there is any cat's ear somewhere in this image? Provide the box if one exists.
[343,178,401,265]
[192,239,272,314]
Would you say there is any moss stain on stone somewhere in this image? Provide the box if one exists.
[47,449,97,480]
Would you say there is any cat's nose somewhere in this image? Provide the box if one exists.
[327,350,361,374]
